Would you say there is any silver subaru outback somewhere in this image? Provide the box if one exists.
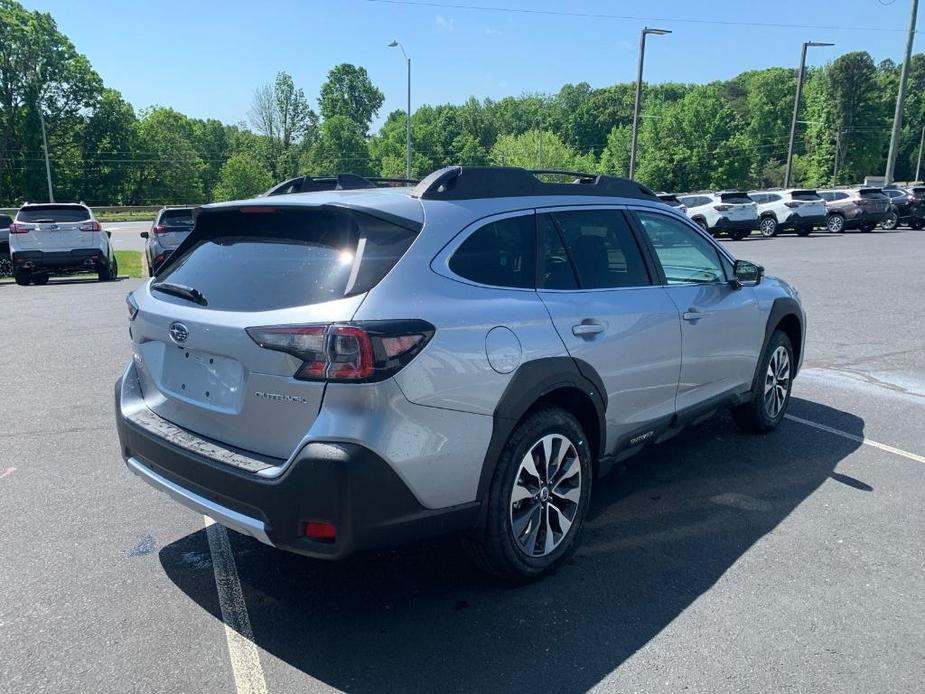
[116,167,805,581]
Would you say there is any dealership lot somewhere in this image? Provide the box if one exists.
[1,230,923,693]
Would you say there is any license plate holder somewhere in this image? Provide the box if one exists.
[161,347,244,411]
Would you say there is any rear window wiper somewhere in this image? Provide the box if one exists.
[151,281,208,306]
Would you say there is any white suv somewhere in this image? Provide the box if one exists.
[677,191,758,240]
[9,203,117,286]
[749,189,827,237]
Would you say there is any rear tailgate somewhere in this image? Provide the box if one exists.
[131,204,419,460]
[718,192,758,221]
[857,188,890,214]
[155,209,195,250]
[789,190,827,217]
[13,205,94,251]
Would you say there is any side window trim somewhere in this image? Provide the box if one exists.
[625,207,732,285]
[431,208,538,292]
[534,205,655,292]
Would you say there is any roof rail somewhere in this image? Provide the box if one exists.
[366,177,418,187]
[410,166,658,201]
[266,173,419,196]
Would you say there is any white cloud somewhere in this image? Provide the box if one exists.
[435,15,455,32]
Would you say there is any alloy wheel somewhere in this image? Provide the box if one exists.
[759,218,776,237]
[882,211,899,230]
[509,433,582,558]
[828,215,844,233]
[764,346,791,419]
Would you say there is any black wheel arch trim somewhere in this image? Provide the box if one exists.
[475,357,607,505]
[751,297,803,391]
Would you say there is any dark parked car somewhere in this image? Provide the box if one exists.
[881,186,925,230]
[818,188,891,232]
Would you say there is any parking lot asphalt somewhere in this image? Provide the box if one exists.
[1,229,923,694]
[103,221,150,253]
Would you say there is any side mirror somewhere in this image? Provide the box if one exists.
[731,259,763,287]
[140,231,149,239]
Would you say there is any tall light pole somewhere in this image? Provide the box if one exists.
[885,0,919,185]
[629,27,670,180]
[388,40,412,179]
[784,41,833,188]
[37,95,54,203]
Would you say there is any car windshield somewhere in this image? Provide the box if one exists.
[17,206,90,223]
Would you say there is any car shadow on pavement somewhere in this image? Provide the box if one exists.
[160,398,862,693]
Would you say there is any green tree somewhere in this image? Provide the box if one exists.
[249,71,318,179]
[0,0,102,204]
[78,88,137,204]
[490,130,596,171]
[128,107,205,204]
[318,64,384,136]
[303,114,373,175]
[212,153,274,201]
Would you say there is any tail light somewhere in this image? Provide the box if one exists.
[8,222,30,234]
[853,198,864,205]
[153,225,168,236]
[713,204,731,211]
[79,221,101,232]
[246,320,435,383]
[784,201,801,208]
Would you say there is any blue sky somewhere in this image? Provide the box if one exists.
[22,0,924,130]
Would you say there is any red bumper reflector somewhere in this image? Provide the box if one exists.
[304,522,336,541]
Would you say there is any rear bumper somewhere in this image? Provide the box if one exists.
[843,208,890,225]
[783,212,827,227]
[115,364,479,559]
[12,248,105,271]
[712,217,756,232]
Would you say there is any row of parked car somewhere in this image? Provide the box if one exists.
[656,184,925,239]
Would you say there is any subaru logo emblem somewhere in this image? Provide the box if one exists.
[169,322,189,344]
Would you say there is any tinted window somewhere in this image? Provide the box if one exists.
[156,208,417,311]
[766,193,782,202]
[17,205,91,223]
[834,192,850,201]
[859,189,884,198]
[159,209,195,226]
[0,214,12,227]
[549,209,649,289]
[819,192,833,201]
[539,214,578,289]
[719,192,752,204]
[449,214,536,289]
[750,194,766,204]
[791,190,822,201]
[635,211,726,285]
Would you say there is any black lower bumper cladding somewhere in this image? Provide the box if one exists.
[115,376,478,559]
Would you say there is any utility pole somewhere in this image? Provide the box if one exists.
[785,41,834,188]
[833,131,842,185]
[885,0,919,185]
[915,125,925,181]
[629,27,670,179]
[37,97,54,202]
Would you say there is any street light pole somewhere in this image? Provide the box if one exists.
[629,27,670,180]
[388,40,412,179]
[785,41,833,188]
[885,0,919,185]
[37,97,54,203]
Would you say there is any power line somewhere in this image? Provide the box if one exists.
[366,0,908,32]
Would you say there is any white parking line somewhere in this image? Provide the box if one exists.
[204,516,269,694]
[785,414,925,464]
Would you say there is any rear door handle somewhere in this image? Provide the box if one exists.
[572,322,605,336]
[682,309,704,322]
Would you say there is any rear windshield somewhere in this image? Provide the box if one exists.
[657,195,680,205]
[17,205,90,223]
[791,190,821,201]
[859,189,883,197]
[719,193,752,204]
[154,207,418,312]
[910,187,925,195]
[159,209,195,226]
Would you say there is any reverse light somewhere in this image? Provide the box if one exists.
[79,221,101,232]
[246,320,435,383]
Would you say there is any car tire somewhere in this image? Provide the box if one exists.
[98,255,116,281]
[732,330,794,434]
[31,272,49,285]
[729,229,750,241]
[463,406,592,582]
[14,269,31,286]
[758,216,778,237]
[860,223,875,233]
[881,210,899,231]
[694,218,709,232]
[826,213,845,233]
[796,227,812,237]
[910,219,924,230]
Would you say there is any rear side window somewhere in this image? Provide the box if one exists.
[548,209,650,289]
[719,193,752,204]
[859,189,884,198]
[0,214,12,227]
[449,214,536,289]
[16,205,91,223]
[159,209,195,226]
[155,207,417,311]
[791,190,821,201]
[833,192,849,201]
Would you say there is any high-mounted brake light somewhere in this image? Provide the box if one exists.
[79,221,101,232]
[246,320,435,383]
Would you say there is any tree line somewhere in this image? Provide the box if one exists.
[3,0,925,208]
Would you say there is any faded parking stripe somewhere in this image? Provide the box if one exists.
[785,414,925,464]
